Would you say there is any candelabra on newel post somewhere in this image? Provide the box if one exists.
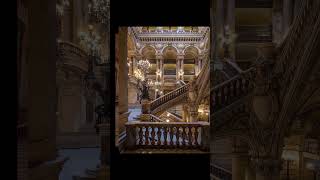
[134,59,153,121]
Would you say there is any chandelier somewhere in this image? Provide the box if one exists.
[88,0,110,26]
[134,69,144,81]
[56,0,69,17]
[78,25,105,63]
[137,59,151,74]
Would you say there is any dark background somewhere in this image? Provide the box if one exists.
[110,0,211,180]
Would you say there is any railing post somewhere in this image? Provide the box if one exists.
[126,124,136,150]
[201,124,210,151]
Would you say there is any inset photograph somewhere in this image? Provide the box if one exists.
[115,26,210,153]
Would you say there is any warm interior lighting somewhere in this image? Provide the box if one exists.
[166,119,170,122]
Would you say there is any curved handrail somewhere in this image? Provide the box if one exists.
[57,40,88,59]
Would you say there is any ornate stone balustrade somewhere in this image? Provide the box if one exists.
[57,41,89,72]
[125,121,209,151]
[211,68,255,113]
[210,163,232,180]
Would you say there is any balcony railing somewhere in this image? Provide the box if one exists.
[57,41,89,72]
[125,121,209,151]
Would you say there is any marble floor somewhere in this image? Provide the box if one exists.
[58,148,100,180]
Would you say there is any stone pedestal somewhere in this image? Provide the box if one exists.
[141,99,151,114]
[189,110,198,122]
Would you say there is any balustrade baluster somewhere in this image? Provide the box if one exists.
[181,127,186,147]
[169,127,174,146]
[163,127,168,146]
[138,126,143,145]
[150,126,155,145]
[188,127,193,147]
[157,127,162,146]
[176,127,180,146]
[145,126,149,145]
[194,126,199,146]
[225,85,229,105]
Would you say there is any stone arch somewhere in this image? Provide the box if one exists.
[140,45,156,59]
[183,45,200,58]
[161,45,178,59]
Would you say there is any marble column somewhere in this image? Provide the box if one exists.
[177,54,184,81]
[194,57,199,76]
[27,0,67,179]
[214,0,225,60]
[272,0,283,44]
[226,0,235,59]
[232,137,250,180]
[182,104,189,122]
[160,56,164,84]
[155,54,163,97]
[232,155,247,180]
[283,0,293,34]
[189,106,198,122]
[176,56,181,80]
[116,27,129,145]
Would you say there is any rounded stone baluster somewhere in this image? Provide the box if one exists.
[188,127,193,147]
[163,127,168,146]
[151,126,156,145]
[176,127,180,146]
[169,127,174,146]
[145,126,149,145]
[194,126,199,146]
[138,126,143,145]
[157,127,162,146]
[181,127,186,147]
